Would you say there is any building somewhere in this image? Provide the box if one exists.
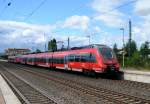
[5,48,31,56]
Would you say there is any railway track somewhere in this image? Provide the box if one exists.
[4,63,150,104]
[24,64,150,91]
[11,62,150,91]
[0,65,56,104]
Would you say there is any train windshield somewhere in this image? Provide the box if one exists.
[98,47,115,60]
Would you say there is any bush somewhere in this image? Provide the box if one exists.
[117,51,150,70]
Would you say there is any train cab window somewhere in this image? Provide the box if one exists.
[98,47,115,60]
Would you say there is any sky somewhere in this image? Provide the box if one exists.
[0,0,150,52]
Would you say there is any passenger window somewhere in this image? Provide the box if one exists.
[89,54,96,63]
[75,55,80,62]
[81,56,86,62]
[69,56,74,62]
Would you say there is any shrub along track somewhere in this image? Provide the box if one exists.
[1,62,150,104]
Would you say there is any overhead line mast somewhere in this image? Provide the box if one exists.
[129,20,132,57]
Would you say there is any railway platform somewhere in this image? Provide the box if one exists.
[0,75,21,104]
[0,88,5,104]
[122,69,150,83]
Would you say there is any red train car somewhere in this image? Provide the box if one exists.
[8,56,21,63]
[8,44,120,75]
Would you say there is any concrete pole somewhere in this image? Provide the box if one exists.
[120,28,125,68]
[44,33,46,52]
[67,37,70,50]
[129,20,132,57]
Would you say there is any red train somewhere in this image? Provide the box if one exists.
[8,44,120,75]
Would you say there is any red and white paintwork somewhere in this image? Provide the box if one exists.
[8,46,120,74]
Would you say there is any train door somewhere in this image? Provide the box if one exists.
[32,57,35,65]
[64,56,70,70]
[46,57,49,67]
[89,53,96,71]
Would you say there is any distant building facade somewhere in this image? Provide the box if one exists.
[5,48,31,56]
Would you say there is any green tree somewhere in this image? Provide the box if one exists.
[140,41,149,58]
[125,40,137,57]
[48,38,57,51]
[113,43,122,65]
[48,40,52,51]
[113,43,118,55]
[36,49,41,53]
[52,39,57,51]
[131,51,142,66]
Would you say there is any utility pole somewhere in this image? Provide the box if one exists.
[129,20,132,57]
[44,33,46,52]
[120,28,125,68]
[67,37,70,50]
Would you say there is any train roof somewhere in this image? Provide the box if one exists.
[9,44,109,57]
[71,44,107,49]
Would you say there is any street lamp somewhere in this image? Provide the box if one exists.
[120,28,125,68]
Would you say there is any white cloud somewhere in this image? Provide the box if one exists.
[91,0,127,28]
[94,11,125,27]
[92,31,127,48]
[134,0,150,16]
[93,26,101,33]
[132,0,150,46]
[90,0,150,48]
[133,20,150,46]
[62,15,90,30]
[0,20,91,52]
[0,20,55,51]
[91,0,123,13]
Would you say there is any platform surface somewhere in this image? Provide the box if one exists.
[0,88,5,104]
[122,69,150,76]
[0,75,21,104]
[121,68,150,83]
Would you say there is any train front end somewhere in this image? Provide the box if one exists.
[96,45,120,74]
